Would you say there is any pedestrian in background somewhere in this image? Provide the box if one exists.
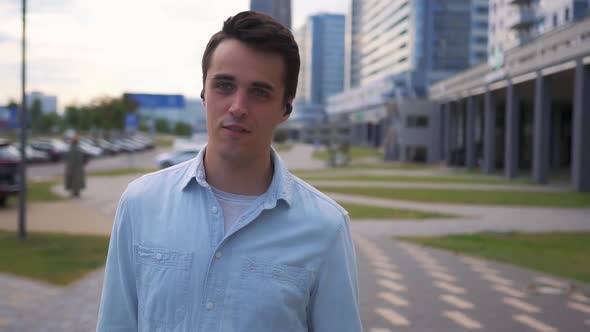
[64,135,85,197]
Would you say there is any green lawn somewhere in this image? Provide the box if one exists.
[7,181,63,204]
[0,231,109,285]
[301,174,511,185]
[154,135,175,148]
[340,202,455,220]
[399,232,590,283]
[312,147,384,161]
[88,167,157,177]
[316,186,590,207]
[273,143,294,152]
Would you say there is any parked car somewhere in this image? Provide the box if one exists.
[30,139,68,162]
[156,147,202,168]
[0,140,20,207]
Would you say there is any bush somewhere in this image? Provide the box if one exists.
[174,122,192,137]
[155,118,170,133]
[273,128,289,143]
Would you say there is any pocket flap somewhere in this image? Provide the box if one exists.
[134,244,192,270]
[242,258,311,291]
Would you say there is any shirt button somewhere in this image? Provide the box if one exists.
[215,251,222,259]
[212,206,218,214]
[206,302,214,310]
[155,253,162,260]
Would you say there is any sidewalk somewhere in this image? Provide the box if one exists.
[0,200,113,235]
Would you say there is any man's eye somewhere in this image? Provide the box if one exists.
[215,82,234,92]
[252,88,270,99]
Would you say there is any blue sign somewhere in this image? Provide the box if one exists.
[0,107,19,129]
[125,93,185,109]
[125,113,139,130]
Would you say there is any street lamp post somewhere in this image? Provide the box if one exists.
[18,0,27,240]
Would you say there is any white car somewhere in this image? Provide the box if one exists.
[156,145,205,168]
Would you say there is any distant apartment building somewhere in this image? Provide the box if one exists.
[250,0,292,29]
[289,14,346,142]
[488,0,589,61]
[328,0,488,162]
[25,92,57,114]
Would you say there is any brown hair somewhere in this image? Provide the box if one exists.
[201,11,300,113]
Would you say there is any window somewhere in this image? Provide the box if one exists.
[553,13,558,27]
[565,7,570,21]
[406,116,429,128]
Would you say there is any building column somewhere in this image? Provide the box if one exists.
[533,71,551,184]
[572,59,590,192]
[445,102,454,166]
[483,89,496,173]
[465,96,477,169]
[551,109,562,170]
[429,103,443,163]
[504,80,520,179]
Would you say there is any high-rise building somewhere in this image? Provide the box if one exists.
[345,0,487,91]
[329,0,489,161]
[296,14,346,106]
[250,0,292,29]
[488,0,589,59]
[25,92,57,114]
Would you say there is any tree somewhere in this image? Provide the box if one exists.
[155,118,170,133]
[174,121,192,137]
[30,99,42,133]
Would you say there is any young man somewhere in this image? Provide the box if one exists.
[97,11,362,331]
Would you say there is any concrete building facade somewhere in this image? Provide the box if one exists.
[430,15,590,192]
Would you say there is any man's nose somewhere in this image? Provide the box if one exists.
[229,90,248,118]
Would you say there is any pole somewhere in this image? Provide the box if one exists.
[18,0,27,240]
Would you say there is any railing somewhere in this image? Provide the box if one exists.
[430,15,590,100]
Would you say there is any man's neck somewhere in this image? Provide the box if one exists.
[203,147,274,196]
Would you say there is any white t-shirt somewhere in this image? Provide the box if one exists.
[211,186,259,233]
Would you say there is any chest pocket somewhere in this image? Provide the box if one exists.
[134,244,193,329]
[233,258,312,331]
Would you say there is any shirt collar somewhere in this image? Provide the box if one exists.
[179,145,293,207]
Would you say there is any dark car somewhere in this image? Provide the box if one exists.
[30,139,68,162]
[0,141,20,206]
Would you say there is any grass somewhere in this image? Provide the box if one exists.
[340,202,455,220]
[399,232,590,283]
[273,143,294,152]
[300,174,511,185]
[88,167,157,177]
[312,147,384,161]
[154,135,175,148]
[316,186,590,207]
[7,180,63,205]
[0,230,109,285]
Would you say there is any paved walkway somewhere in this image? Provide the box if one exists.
[308,179,569,192]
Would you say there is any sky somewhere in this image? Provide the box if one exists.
[0,0,348,111]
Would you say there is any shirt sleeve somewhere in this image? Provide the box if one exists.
[96,191,138,331]
[309,215,363,332]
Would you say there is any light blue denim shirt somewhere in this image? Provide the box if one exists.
[97,147,362,332]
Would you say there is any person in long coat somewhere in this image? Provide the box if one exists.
[64,136,86,197]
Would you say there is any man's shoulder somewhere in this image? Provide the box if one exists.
[125,159,194,199]
[288,173,348,223]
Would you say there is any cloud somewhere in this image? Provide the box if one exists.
[0,0,349,108]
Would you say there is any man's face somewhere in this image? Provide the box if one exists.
[203,38,290,165]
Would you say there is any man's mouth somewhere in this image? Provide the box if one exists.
[223,125,250,133]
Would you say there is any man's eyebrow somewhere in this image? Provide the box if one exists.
[211,74,235,81]
[252,81,274,91]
